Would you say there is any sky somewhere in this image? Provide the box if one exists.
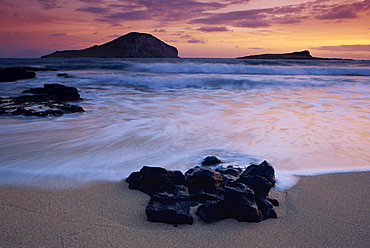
[0,0,370,59]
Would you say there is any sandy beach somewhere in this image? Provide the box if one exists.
[1,172,369,247]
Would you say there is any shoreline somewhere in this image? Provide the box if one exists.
[1,171,369,247]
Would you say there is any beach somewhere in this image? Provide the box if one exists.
[1,171,369,247]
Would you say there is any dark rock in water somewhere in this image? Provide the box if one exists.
[125,166,186,196]
[185,166,224,196]
[0,68,36,82]
[9,67,57,72]
[146,200,193,225]
[23,83,82,102]
[201,156,224,166]
[126,158,279,225]
[42,32,179,58]
[0,83,84,117]
[57,73,72,78]
[240,160,276,187]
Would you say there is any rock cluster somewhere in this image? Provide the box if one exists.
[126,157,279,225]
[0,84,84,116]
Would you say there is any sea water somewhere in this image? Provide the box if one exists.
[0,58,369,190]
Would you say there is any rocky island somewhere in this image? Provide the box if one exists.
[42,32,179,58]
[237,50,347,60]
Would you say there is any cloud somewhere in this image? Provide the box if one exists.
[91,0,232,24]
[196,26,230,32]
[187,39,205,44]
[315,0,370,20]
[249,47,263,49]
[313,44,370,52]
[190,0,370,28]
[78,0,104,3]
[235,20,270,28]
[104,11,152,21]
[37,0,62,10]
[76,7,109,14]
[316,5,358,19]
[50,33,67,36]
[153,29,166,32]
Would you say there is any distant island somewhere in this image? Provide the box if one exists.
[236,50,348,60]
[41,32,178,58]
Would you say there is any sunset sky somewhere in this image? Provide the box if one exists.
[1,0,370,59]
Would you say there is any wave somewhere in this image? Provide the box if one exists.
[126,62,370,76]
[1,58,369,76]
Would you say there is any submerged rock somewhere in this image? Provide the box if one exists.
[0,83,84,117]
[0,68,36,82]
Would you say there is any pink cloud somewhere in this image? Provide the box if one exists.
[187,39,205,44]
[313,44,370,52]
[196,26,230,32]
[316,5,358,19]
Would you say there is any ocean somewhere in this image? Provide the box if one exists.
[0,58,369,190]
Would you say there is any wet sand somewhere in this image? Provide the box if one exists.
[1,172,369,247]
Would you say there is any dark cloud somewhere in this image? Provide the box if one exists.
[235,19,270,28]
[196,26,230,32]
[315,0,370,20]
[190,0,370,28]
[50,33,67,36]
[78,0,105,3]
[76,7,109,14]
[153,29,166,32]
[316,5,358,19]
[187,39,205,44]
[37,0,62,10]
[93,0,229,24]
[104,11,151,21]
[313,44,370,52]
[181,34,193,39]
[249,47,263,49]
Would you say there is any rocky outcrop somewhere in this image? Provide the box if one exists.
[125,158,279,225]
[0,67,57,83]
[42,32,179,58]
[237,50,346,60]
[0,84,84,116]
[0,68,36,82]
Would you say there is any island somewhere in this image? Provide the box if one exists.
[236,50,347,60]
[41,32,179,58]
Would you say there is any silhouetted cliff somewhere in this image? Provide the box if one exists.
[237,50,346,60]
[42,32,178,58]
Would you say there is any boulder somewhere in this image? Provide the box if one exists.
[42,32,179,58]
[125,166,186,196]
[145,200,193,225]
[185,166,224,196]
[201,156,224,166]
[195,182,262,222]
[23,83,82,102]
[0,68,36,82]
